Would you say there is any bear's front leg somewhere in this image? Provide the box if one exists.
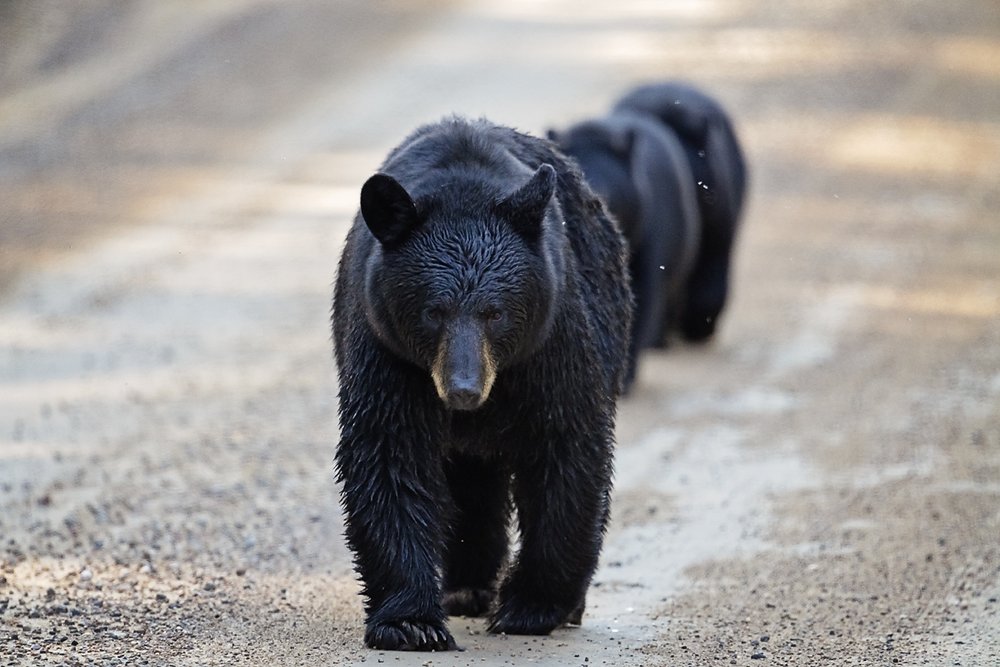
[338,430,455,650]
[489,429,613,635]
[335,355,456,651]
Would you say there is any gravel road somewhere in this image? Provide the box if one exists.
[1,1,998,665]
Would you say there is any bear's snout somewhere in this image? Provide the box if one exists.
[445,383,483,411]
[431,320,496,411]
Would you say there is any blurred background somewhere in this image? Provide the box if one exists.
[1,1,998,665]
[4,0,995,291]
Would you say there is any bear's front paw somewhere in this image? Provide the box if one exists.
[487,596,571,636]
[443,587,494,617]
[364,619,458,651]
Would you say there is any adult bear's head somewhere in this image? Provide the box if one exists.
[359,164,566,411]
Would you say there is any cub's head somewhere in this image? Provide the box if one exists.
[548,122,640,243]
[359,164,564,411]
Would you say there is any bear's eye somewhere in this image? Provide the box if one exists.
[481,308,504,323]
[424,307,446,324]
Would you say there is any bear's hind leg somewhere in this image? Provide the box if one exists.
[680,243,731,342]
[442,453,511,618]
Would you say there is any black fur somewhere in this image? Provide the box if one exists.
[549,111,699,389]
[614,82,748,341]
[332,117,632,651]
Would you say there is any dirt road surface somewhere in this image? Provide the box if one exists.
[2,1,998,665]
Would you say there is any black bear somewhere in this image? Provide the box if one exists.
[548,111,700,389]
[332,117,632,651]
[614,82,748,342]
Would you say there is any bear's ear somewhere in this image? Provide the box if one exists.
[608,125,635,159]
[545,129,560,142]
[360,173,421,246]
[497,164,556,239]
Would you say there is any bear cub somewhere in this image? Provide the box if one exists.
[613,82,748,343]
[549,110,700,390]
[550,82,747,388]
[332,117,632,651]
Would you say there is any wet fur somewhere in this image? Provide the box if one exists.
[332,117,631,651]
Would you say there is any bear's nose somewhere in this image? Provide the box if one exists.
[446,385,483,411]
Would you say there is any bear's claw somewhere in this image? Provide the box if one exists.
[364,619,458,651]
